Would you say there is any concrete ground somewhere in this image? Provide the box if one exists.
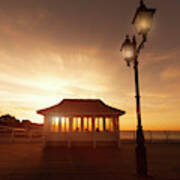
[0,143,179,180]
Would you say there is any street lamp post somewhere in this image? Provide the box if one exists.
[120,0,156,176]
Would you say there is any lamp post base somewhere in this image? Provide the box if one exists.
[136,144,147,176]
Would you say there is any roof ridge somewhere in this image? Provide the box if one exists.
[62,98,101,101]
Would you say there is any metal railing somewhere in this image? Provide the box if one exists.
[120,131,180,143]
[0,127,43,143]
[0,127,180,144]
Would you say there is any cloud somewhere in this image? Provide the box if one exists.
[161,67,180,79]
[0,0,180,129]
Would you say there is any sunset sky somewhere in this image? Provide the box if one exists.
[0,0,180,130]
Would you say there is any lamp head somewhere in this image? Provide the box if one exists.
[132,0,156,36]
[120,35,136,66]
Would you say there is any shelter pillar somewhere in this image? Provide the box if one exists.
[113,117,116,132]
[48,116,51,132]
[43,115,50,148]
[45,115,52,133]
[92,117,96,148]
[103,117,106,131]
[68,117,72,148]
[44,116,48,132]
[64,118,66,132]
[87,117,89,131]
[58,117,61,132]
[81,117,84,132]
[69,117,73,132]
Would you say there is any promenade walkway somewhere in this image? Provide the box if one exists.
[0,144,179,180]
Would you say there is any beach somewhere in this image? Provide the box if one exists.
[0,143,179,180]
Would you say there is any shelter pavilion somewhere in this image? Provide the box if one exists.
[37,99,125,148]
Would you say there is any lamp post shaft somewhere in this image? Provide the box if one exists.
[134,59,142,131]
[134,57,147,176]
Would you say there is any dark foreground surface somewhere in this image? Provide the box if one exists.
[0,144,179,180]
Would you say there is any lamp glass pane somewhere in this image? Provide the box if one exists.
[134,10,154,35]
[122,44,135,60]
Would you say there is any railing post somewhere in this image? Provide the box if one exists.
[165,131,169,144]
[29,130,32,143]
[11,129,14,143]
[115,116,121,148]
[134,130,136,143]
[150,131,152,144]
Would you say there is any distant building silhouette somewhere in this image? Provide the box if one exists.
[0,114,20,127]
[0,114,43,129]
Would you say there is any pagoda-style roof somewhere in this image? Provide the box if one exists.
[37,99,125,117]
